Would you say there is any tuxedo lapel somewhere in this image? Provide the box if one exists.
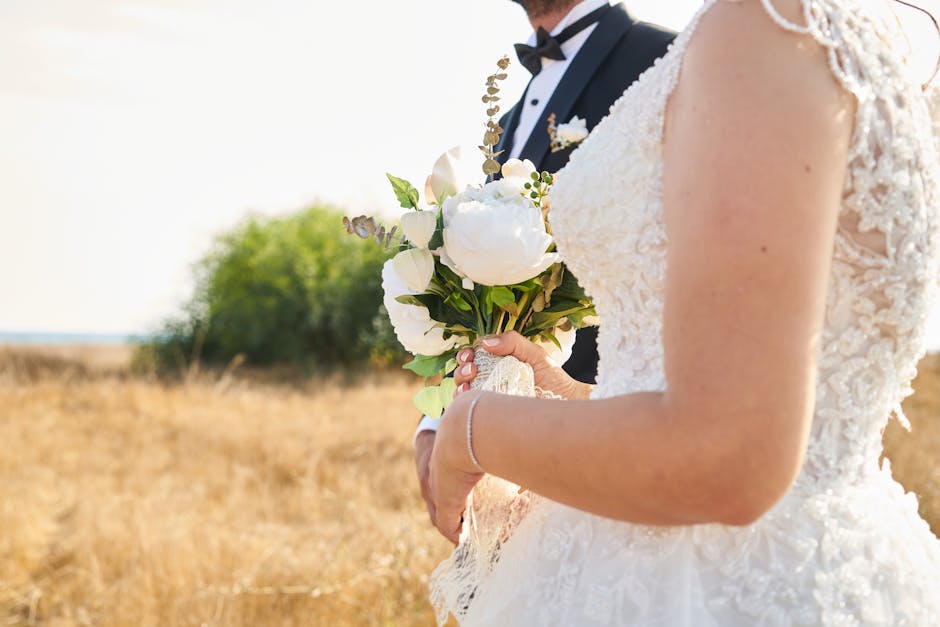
[519,3,635,169]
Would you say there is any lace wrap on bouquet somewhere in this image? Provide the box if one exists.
[428,349,544,625]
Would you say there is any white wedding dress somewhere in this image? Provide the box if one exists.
[431,0,940,624]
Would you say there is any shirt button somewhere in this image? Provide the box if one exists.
[530,98,539,106]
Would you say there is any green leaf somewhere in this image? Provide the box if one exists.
[428,209,445,250]
[510,277,544,292]
[403,352,455,378]
[566,306,597,329]
[386,173,420,209]
[413,378,458,418]
[488,286,515,308]
[436,260,465,288]
[445,291,473,312]
[395,294,426,307]
[551,266,590,301]
[527,305,589,334]
[540,330,562,351]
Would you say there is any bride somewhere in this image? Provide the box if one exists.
[426,0,940,624]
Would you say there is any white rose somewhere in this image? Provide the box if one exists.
[501,158,537,181]
[425,146,461,203]
[556,116,589,145]
[441,194,559,286]
[382,260,462,356]
[400,210,437,249]
[391,248,434,293]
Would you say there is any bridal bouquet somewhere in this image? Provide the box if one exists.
[345,57,595,417]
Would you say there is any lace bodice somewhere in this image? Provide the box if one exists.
[552,0,940,491]
[431,1,940,624]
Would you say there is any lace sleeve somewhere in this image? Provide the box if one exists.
[750,0,940,433]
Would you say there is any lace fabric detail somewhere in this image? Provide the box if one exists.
[431,1,940,624]
[429,350,535,625]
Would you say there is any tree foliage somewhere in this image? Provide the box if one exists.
[139,205,404,372]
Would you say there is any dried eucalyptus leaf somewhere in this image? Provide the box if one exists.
[530,291,547,313]
[352,216,376,239]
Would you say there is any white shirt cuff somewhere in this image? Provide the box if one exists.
[413,415,441,447]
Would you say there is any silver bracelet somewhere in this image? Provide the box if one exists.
[466,392,487,473]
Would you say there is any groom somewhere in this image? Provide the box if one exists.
[414,0,674,527]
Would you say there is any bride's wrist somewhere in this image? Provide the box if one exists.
[573,382,594,400]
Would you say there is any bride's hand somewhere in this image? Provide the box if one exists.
[453,331,591,400]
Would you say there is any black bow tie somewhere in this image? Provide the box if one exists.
[513,4,611,76]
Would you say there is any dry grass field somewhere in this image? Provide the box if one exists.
[0,346,937,626]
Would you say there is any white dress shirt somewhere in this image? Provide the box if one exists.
[509,0,609,159]
[415,0,610,443]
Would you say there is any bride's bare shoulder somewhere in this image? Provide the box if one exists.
[676,0,850,109]
[708,0,809,30]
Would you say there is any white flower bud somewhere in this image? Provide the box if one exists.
[391,248,435,293]
[426,146,462,203]
[501,158,537,181]
[400,210,437,249]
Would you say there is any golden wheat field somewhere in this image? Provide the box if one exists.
[0,347,938,626]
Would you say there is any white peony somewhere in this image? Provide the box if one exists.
[477,176,528,200]
[391,248,434,293]
[425,146,462,203]
[441,190,559,286]
[556,116,589,146]
[382,260,462,356]
[399,209,437,249]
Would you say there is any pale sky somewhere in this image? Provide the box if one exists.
[2,0,939,349]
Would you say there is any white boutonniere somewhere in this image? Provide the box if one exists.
[547,113,589,152]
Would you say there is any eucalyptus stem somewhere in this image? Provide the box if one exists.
[469,291,486,337]
[491,310,503,335]
[504,291,533,333]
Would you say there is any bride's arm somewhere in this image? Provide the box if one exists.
[429,0,855,544]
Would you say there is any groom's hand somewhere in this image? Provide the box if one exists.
[414,430,438,528]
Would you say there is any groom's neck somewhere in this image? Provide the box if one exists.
[527,1,580,33]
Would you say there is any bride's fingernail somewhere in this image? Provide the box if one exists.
[481,336,500,347]
[461,364,472,376]
[458,349,472,362]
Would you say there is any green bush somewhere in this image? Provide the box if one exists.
[139,205,406,373]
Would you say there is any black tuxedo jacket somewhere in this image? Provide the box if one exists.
[496,3,674,384]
